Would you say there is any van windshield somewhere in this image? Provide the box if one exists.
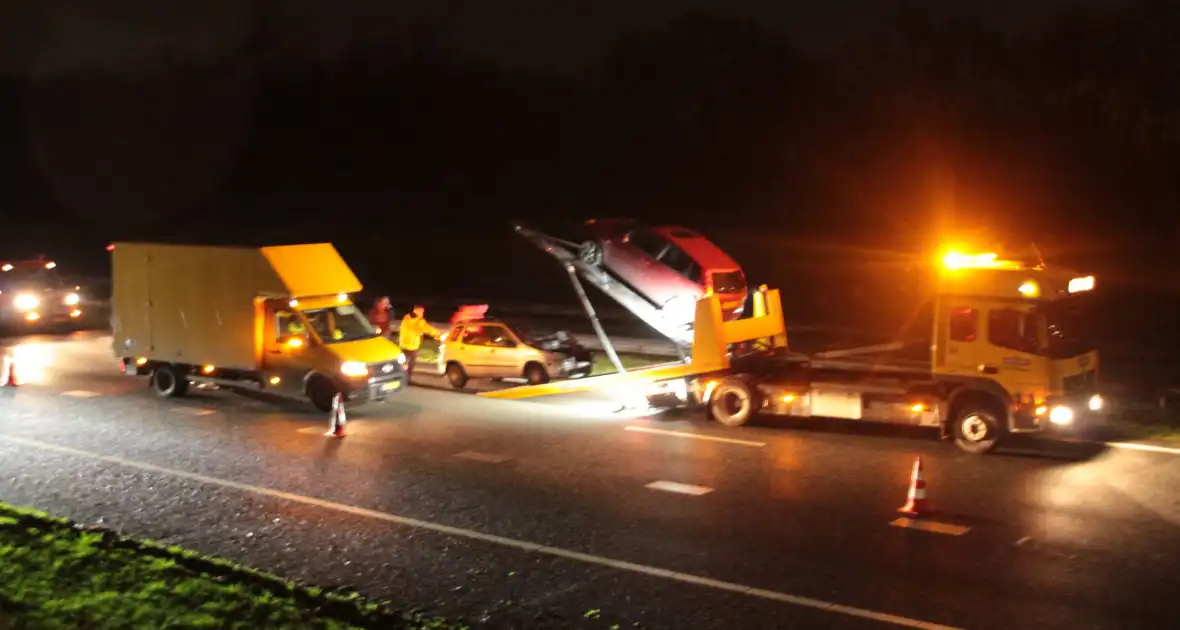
[301,305,379,344]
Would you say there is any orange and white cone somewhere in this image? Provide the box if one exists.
[1,354,18,388]
[898,456,929,516]
[325,392,347,437]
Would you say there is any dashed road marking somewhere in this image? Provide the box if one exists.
[170,407,216,416]
[889,517,971,536]
[62,390,103,398]
[1107,441,1180,456]
[0,434,963,630]
[624,425,765,447]
[454,451,513,463]
[645,480,714,496]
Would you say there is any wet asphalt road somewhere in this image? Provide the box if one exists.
[3,332,1180,629]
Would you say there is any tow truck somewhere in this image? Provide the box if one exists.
[486,225,1102,454]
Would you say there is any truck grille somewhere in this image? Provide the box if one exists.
[370,361,402,378]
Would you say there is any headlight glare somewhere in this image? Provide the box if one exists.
[1049,405,1074,425]
[64,293,80,306]
[14,294,38,311]
[340,361,368,377]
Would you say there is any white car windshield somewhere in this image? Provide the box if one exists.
[301,305,378,344]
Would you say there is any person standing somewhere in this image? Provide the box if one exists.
[398,306,441,381]
[369,296,393,337]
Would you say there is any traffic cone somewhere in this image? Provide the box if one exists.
[898,457,929,517]
[1,354,18,388]
[324,392,347,437]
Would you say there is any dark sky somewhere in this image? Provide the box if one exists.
[2,0,1129,76]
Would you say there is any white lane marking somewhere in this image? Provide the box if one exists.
[0,436,963,630]
[454,451,512,463]
[624,425,766,447]
[62,390,102,398]
[889,517,971,536]
[1107,441,1180,456]
[171,407,216,416]
[645,480,714,496]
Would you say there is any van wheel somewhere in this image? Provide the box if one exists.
[709,378,759,427]
[578,241,603,267]
[525,362,550,385]
[152,365,189,398]
[952,404,1003,454]
[307,376,339,413]
[445,362,469,389]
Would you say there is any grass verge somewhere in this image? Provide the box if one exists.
[0,502,464,630]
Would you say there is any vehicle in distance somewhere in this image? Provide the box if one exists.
[0,257,84,330]
[577,219,747,326]
[437,317,594,389]
[110,242,407,412]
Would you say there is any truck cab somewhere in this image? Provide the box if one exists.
[264,295,407,410]
[0,258,84,330]
[932,251,1101,449]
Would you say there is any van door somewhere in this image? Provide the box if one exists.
[261,299,311,393]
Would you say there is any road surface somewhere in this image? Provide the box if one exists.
[2,332,1180,629]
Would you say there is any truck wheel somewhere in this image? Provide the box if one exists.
[709,378,759,427]
[152,365,189,398]
[525,362,550,386]
[307,376,338,413]
[952,405,1003,454]
[445,362,469,389]
[578,241,603,267]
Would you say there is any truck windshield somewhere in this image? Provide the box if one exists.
[0,267,65,290]
[1039,296,1095,359]
[301,305,378,344]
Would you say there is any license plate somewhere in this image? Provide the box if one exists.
[382,381,400,391]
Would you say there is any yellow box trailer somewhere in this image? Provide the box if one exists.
[111,242,407,411]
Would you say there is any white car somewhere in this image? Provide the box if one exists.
[437,319,593,389]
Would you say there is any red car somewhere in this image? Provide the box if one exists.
[578,219,747,324]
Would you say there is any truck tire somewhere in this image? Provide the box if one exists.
[445,362,469,389]
[709,378,759,427]
[152,365,189,398]
[951,402,1004,454]
[524,362,550,386]
[307,376,339,413]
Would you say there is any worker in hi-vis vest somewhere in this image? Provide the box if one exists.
[398,306,441,381]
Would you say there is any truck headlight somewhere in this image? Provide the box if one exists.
[13,294,38,311]
[340,361,369,377]
[64,293,80,306]
[396,353,407,365]
[1049,405,1074,425]
[1088,395,1104,411]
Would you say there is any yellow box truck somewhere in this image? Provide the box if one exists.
[110,242,407,411]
